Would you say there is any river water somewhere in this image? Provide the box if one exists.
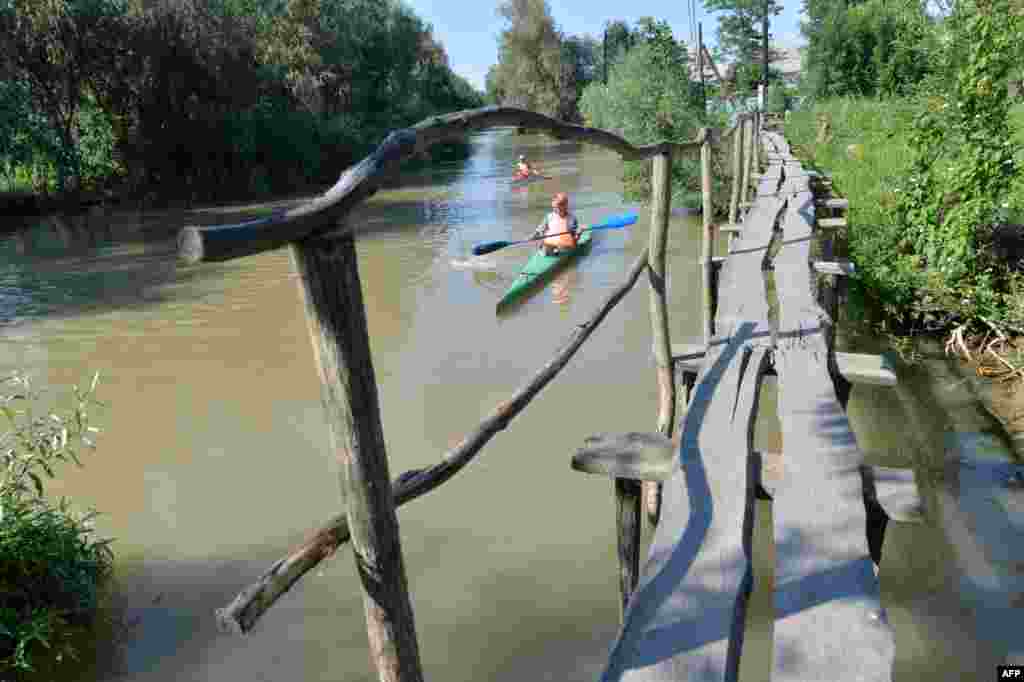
[1,128,1020,680]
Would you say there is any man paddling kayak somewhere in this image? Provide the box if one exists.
[531,192,580,256]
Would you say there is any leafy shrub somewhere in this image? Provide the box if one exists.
[578,26,732,213]
[0,372,111,678]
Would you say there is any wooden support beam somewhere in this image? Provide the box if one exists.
[817,217,848,229]
[571,432,675,619]
[817,198,849,210]
[718,223,743,234]
[647,150,676,525]
[740,116,753,206]
[701,129,715,345]
[814,260,856,276]
[290,236,424,682]
[615,477,642,619]
[571,432,675,481]
[670,343,897,387]
[728,108,744,226]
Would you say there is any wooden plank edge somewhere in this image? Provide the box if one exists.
[814,260,856,276]
[754,452,923,523]
[669,344,895,386]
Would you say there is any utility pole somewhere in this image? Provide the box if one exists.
[698,23,706,116]
[761,0,769,110]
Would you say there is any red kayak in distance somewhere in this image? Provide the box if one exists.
[511,172,548,183]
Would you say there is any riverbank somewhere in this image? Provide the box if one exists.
[784,97,1024,443]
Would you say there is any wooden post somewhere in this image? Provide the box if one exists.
[646,151,676,526]
[752,112,762,177]
[290,235,424,682]
[615,478,642,620]
[700,128,714,345]
[740,117,752,206]
[728,114,744,227]
[746,117,758,204]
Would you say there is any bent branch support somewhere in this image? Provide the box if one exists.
[216,249,651,635]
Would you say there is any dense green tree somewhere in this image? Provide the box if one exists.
[0,0,132,194]
[490,0,563,115]
[703,0,783,94]
[0,0,482,201]
[800,0,935,98]
[579,19,720,207]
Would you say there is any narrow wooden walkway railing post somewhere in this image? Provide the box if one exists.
[740,116,753,206]
[728,115,744,227]
[646,149,676,525]
[290,236,425,682]
[700,127,715,345]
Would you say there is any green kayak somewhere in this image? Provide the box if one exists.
[496,229,593,312]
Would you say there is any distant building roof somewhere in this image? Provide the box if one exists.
[688,44,802,84]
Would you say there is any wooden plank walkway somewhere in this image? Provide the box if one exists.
[600,143,784,681]
[768,132,894,681]
[599,127,896,681]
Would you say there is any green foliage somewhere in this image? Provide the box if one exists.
[0,372,111,678]
[579,23,730,211]
[703,0,782,86]
[801,0,936,98]
[490,0,563,116]
[1,0,484,203]
[785,97,922,324]
[786,2,1024,334]
[896,0,1024,299]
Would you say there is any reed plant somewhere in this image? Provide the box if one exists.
[1,372,111,679]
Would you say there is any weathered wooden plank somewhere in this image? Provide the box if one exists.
[601,194,784,681]
[671,345,897,387]
[837,352,897,386]
[817,198,849,210]
[769,140,895,681]
[572,432,676,482]
[817,217,847,229]
[814,260,856,277]
[717,223,743,234]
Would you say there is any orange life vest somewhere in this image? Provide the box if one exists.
[543,213,578,250]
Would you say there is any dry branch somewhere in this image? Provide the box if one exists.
[178,106,709,265]
[216,248,651,634]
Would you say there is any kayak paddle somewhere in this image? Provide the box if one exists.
[472,213,638,256]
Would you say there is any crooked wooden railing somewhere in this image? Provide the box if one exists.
[176,106,914,682]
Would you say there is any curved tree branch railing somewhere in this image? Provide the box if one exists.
[176,105,760,682]
[177,106,713,265]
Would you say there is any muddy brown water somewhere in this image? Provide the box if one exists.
[1,129,1019,680]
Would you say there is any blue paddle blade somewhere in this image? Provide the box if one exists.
[588,212,639,230]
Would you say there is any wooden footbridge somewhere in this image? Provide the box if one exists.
[176,106,924,681]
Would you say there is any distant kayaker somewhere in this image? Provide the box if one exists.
[516,155,537,178]
[532,192,580,256]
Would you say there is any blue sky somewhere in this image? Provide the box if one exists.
[404,0,808,91]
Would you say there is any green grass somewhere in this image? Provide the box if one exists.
[785,96,1024,333]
